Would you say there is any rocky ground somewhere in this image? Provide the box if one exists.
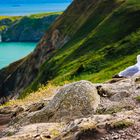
[1,76,140,139]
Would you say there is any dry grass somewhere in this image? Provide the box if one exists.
[79,122,96,131]
[1,83,59,108]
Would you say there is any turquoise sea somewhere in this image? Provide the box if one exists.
[0,2,71,69]
[0,3,70,16]
[0,42,36,69]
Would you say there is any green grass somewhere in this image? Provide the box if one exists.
[19,0,140,96]
[0,12,62,20]
[0,16,21,20]
[28,12,62,18]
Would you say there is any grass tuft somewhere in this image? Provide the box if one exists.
[110,119,134,129]
[1,83,58,108]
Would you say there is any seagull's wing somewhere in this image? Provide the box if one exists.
[119,65,139,77]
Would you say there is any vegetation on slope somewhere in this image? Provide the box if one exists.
[29,12,62,18]
[23,0,140,95]
[1,83,58,107]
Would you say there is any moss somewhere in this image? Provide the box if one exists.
[97,107,123,114]
[6,132,15,137]
[111,119,134,129]
[80,122,96,131]
[51,129,60,137]
[135,96,140,102]
[97,105,134,114]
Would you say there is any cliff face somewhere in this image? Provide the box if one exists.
[1,15,59,42]
[0,0,140,103]
[0,18,13,34]
[0,13,59,42]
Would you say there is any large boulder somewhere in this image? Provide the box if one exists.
[96,76,140,114]
[27,80,100,123]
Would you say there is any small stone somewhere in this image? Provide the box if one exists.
[113,135,119,139]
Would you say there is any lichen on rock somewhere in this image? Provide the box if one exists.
[27,80,100,123]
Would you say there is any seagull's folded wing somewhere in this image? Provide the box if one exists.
[119,65,139,77]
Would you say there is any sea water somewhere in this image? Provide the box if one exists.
[0,3,70,16]
[0,42,36,69]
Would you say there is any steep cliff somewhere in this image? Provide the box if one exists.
[0,0,140,102]
[0,16,18,33]
[0,13,60,42]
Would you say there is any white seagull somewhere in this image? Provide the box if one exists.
[118,55,140,78]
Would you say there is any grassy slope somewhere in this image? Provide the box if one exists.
[0,16,21,20]
[21,0,140,95]
[29,12,62,18]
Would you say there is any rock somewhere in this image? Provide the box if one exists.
[54,110,138,140]
[96,77,140,114]
[97,78,133,101]
[110,90,130,101]
[2,78,140,139]
[1,123,62,140]
[25,102,44,113]
[0,114,112,140]
[0,114,11,127]
[0,106,13,114]
[0,106,24,116]
[27,80,100,123]
[13,106,24,116]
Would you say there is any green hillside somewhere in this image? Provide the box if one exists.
[25,0,140,93]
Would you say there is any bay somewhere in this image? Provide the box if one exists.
[0,42,36,69]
